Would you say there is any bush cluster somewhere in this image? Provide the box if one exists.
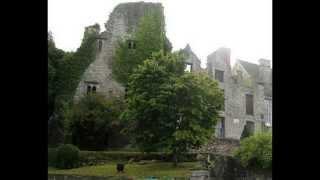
[234,132,272,170]
[55,144,80,169]
[48,148,197,167]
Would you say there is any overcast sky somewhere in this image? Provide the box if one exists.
[48,0,272,67]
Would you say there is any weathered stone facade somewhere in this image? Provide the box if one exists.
[74,2,272,140]
[74,2,164,101]
[206,48,272,139]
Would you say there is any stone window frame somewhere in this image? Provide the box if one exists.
[85,81,99,95]
[127,40,137,49]
[264,96,272,126]
[98,40,103,51]
[216,117,225,138]
[245,94,254,115]
[185,62,193,72]
[215,69,224,82]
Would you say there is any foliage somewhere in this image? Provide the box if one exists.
[49,162,198,178]
[48,113,65,147]
[55,144,80,169]
[48,148,197,167]
[48,27,99,146]
[48,32,65,118]
[54,28,98,105]
[69,93,125,150]
[234,132,272,170]
[111,9,169,85]
[48,148,58,166]
[122,51,224,165]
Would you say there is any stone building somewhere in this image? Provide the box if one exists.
[74,2,165,101]
[74,2,272,140]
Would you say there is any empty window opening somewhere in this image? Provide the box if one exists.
[241,121,255,139]
[87,86,91,95]
[109,89,113,96]
[86,83,98,95]
[92,86,97,93]
[127,40,136,49]
[246,94,254,115]
[215,69,224,82]
[98,40,103,51]
[216,118,225,138]
[185,63,192,72]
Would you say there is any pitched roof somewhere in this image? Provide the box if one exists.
[182,44,201,63]
[238,60,272,97]
[238,60,259,78]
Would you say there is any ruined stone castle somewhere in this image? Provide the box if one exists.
[74,2,272,140]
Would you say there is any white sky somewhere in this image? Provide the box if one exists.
[48,0,272,68]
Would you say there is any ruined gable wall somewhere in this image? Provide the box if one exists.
[207,50,269,139]
[74,2,164,101]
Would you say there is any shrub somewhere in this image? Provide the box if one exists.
[234,132,272,170]
[48,148,57,166]
[55,144,80,169]
[70,94,126,150]
[49,148,197,167]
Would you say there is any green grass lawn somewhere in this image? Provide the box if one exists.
[48,162,201,178]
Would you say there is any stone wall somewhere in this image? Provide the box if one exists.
[74,2,164,101]
[73,2,272,140]
[207,49,271,140]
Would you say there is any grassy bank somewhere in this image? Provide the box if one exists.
[48,162,201,178]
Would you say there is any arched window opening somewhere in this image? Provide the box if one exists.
[92,86,97,93]
[87,86,92,94]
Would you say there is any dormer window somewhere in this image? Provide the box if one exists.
[185,63,192,72]
[127,40,136,49]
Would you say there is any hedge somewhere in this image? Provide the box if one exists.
[48,148,197,167]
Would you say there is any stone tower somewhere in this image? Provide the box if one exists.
[74,2,165,101]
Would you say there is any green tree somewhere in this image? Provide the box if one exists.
[234,132,272,170]
[48,31,65,118]
[54,25,98,105]
[122,51,224,165]
[69,93,125,150]
[111,10,169,85]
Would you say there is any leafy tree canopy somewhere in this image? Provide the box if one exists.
[69,93,125,150]
[234,132,272,170]
[122,51,224,165]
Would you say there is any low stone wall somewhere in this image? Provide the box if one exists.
[193,138,240,156]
